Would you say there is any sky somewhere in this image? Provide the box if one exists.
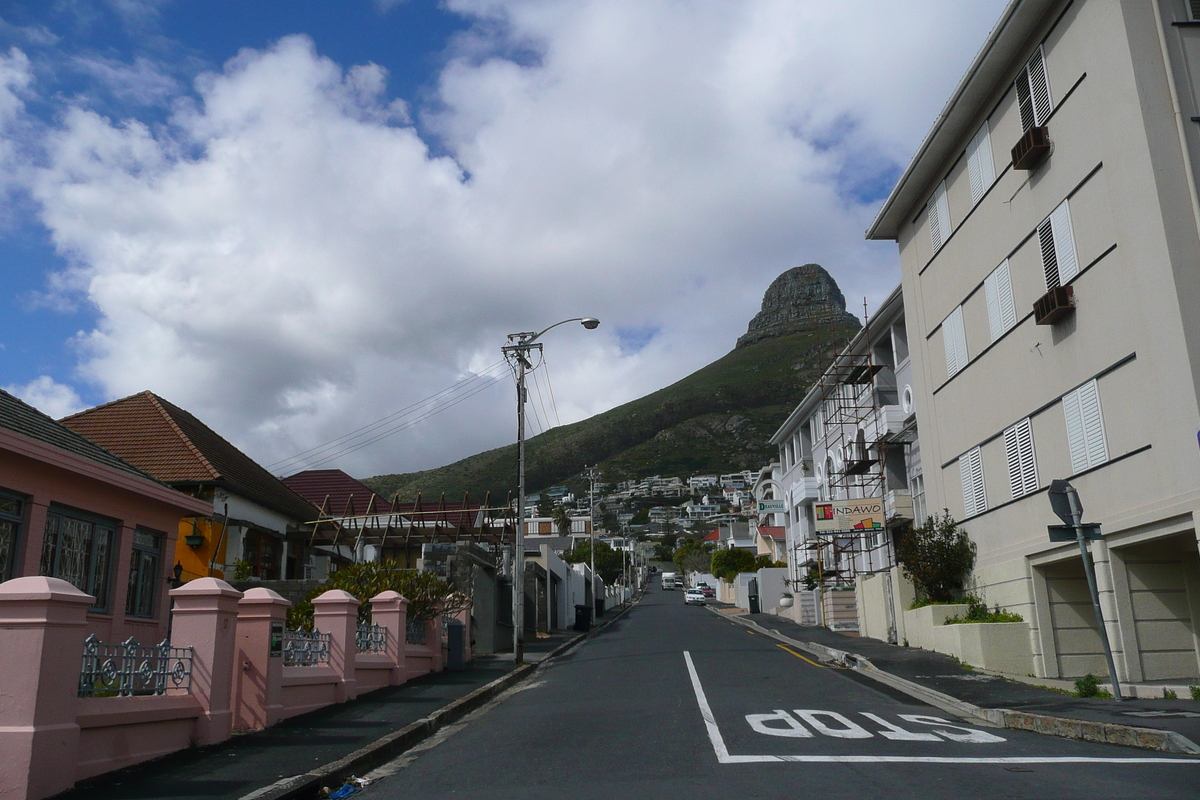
[0,0,1008,480]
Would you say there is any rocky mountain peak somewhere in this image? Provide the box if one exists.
[735,264,861,349]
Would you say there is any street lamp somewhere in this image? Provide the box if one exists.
[503,317,599,664]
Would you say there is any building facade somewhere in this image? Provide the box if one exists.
[868,0,1200,680]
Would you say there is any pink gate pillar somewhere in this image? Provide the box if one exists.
[0,577,94,800]
[232,587,290,731]
[429,607,445,672]
[169,578,242,746]
[312,590,360,702]
[369,591,408,685]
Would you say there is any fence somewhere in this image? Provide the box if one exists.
[0,576,469,800]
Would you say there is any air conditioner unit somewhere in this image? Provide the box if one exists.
[1034,284,1075,325]
[1011,125,1051,170]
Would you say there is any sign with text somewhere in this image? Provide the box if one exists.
[757,500,786,513]
[814,497,884,533]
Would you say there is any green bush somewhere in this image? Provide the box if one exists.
[1164,689,1178,700]
[1190,685,1200,701]
[710,548,758,582]
[1073,673,1111,699]
[286,561,468,630]
[895,511,976,603]
[942,596,1023,625]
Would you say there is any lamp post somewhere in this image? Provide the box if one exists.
[504,317,599,664]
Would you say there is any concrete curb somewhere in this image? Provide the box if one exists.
[245,598,643,800]
[708,608,1200,756]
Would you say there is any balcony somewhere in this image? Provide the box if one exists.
[790,477,820,506]
[866,404,905,442]
[885,490,914,522]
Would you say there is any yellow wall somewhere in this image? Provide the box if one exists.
[174,517,229,581]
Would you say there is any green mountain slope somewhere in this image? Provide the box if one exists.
[363,324,856,502]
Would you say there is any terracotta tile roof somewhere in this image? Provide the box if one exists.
[62,391,318,523]
[758,525,786,540]
[702,529,720,542]
[0,389,158,483]
[282,469,393,515]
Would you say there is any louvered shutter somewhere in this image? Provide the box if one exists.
[984,259,1016,342]
[1004,419,1038,498]
[1063,388,1089,473]
[1049,200,1079,282]
[943,306,967,377]
[1038,218,1059,289]
[929,181,950,252]
[1192,0,1200,21]
[959,448,986,517]
[1027,46,1052,126]
[1077,380,1107,467]
[966,123,995,205]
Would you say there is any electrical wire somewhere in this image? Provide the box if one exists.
[268,359,508,472]
[529,365,554,433]
[541,354,562,427]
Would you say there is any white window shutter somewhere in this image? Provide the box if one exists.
[929,181,950,252]
[1038,218,1059,289]
[1049,200,1078,283]
[959,447,986,517]
[1004,418,1038,499]
[984,260,1016,342]
[1063,389,1089,473]
[943,306,968,377]
[966,122,995,205]
[1078,380,1108,467]
[1003,425,1022,500]
[1027,45,1052,126]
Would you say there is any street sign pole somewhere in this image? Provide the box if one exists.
[1050,480,1122,701]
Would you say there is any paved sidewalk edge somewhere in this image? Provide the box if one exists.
[246,596,643,800]
[707,607,1200,756]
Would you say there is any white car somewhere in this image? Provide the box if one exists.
[684,589,706,606]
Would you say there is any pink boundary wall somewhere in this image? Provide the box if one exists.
[0,577,461,800]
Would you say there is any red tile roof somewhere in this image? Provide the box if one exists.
[282,469,393,515]
[758,526,786,540]
[62,391,317,522]
[702,529,720,542]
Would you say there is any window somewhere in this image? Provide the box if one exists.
[984,259,1017,342]
[928,181,951,252]
[1038,200,1079,289]
[1003,418,1039,499]
[0,489,23,582]
[1190,0,1200,21]
[942,305,968,377]
[966,122,995,204]
[40,508,116,612]
[1063,380,1107,473]
[1015,45,1052,131]
[910,474,927,529]
[126,529,162,618]
[959,447,987,517]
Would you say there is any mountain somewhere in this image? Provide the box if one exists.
[362,264,860,502]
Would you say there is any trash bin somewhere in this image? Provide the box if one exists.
[573,604,592,632]
[595,598,605,618]
[446,619,465,670]
[748,577,760,614]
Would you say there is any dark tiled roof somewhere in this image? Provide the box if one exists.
[758,526,786,540]
[0,389,159,483]
[62,391,318,523]
[282,469,393,515]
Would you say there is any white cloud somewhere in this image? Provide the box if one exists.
[15,1,1005,477]
[6,375,85,419]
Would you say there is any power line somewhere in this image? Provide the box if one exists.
[530,365,553,433]
[542,354,562,427]
[268,359,508,472]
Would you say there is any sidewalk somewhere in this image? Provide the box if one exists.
[724,606,1200,754]
[58,631,579,800]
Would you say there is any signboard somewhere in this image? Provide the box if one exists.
[814,497,884,533]
[758,500,786,513]
[269,621,284,658]
[1048,523,1103,542]
[1047,479,1079,526]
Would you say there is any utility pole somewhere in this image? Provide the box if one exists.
[503,318,599,664]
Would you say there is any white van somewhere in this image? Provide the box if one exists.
[661,571,677,590]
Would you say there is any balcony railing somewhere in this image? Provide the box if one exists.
[282,628,331,667]
[356,622,387,654]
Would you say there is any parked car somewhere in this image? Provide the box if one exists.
[684,588,706,606]
[698,584,715,598]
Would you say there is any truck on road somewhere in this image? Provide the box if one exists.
[661,571,678,590]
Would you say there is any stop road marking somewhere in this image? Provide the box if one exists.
[745,709,1005,743]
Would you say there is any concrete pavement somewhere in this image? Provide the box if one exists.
[353,585,1200,800]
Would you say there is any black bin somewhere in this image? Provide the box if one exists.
[573,604,592,632]
[446,619,465,670]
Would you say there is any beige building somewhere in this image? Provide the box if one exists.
[868,0,1200,681]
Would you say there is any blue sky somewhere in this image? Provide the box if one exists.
[0,0,1006,476]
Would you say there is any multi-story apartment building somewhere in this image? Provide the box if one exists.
[868,0,1200,681]
[771,286,916,637]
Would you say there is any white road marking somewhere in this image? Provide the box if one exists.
[682,651,1200,765]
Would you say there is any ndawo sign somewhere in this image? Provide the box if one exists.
[814,497,884,533]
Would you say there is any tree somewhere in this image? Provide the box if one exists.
[286,561,469,630]
[551,505,572,536]
[895,510,976,603]
[630,507,650,524]
[710,548,758,582]
[562,538,625,584]
[673,536,713,575]
[536,495,555,518]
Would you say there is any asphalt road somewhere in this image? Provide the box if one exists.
[366,586,1200,800]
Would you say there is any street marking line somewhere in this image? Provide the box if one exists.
[777,644,829,669]
[681,653,1200,765]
